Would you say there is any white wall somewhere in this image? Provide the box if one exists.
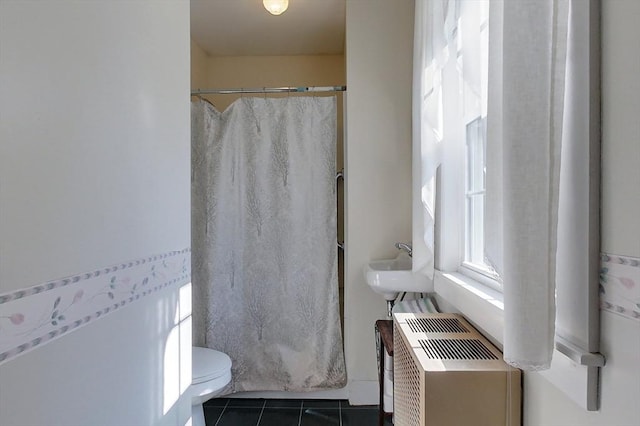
[0,1,191,425]
[191,39,209,92]
[344,0,415,403]
[600,0,640,257]
[522,1,640,424]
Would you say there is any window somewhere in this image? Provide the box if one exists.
[414,0,603,409]
[440,0,499,288]
[460,3,494,281]
[464,117,486,266]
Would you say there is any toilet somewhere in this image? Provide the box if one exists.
[191,346,232,426]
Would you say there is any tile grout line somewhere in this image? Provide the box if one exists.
[255,400,266,426]
[297,402,303,426]
[213,399,230,426]
[339,400,343,426]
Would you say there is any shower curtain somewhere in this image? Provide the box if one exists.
[191,97,346,392]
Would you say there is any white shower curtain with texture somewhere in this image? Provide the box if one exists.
[191,97,346,393]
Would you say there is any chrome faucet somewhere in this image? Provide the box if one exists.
[395,242,412,257]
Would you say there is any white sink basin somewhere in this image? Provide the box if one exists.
[364,253,428,300]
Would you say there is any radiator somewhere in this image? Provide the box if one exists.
[393,313,522,426]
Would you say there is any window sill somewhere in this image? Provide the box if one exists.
[433,269,602,411]
[433,270,505,348]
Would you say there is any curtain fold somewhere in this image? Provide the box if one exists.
[191,97,346,392]
[485,0,571,370]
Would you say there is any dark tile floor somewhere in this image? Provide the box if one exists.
[203,398,393,426]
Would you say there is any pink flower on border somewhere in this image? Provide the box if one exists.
[9,313,24,325]
[619,277,636,289]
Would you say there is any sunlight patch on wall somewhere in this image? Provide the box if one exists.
[163,282,192,415]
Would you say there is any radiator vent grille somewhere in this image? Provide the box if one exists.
[393,314,521,425]
[419,338,498,360]
[394,323,421,426]
[407,317,470,334]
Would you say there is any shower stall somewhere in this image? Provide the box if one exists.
[191,87,347,394]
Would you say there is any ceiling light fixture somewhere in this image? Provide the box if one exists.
[263,0,289,16]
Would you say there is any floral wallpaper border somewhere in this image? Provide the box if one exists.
[600,253,640,321]
[0,249,190,366]
[0,248,634,365]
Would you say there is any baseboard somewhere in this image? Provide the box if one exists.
[347,380,379,405]
[225,380,379,406]
[229,388,348,400]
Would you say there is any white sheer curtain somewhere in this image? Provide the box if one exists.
[412,0,488,280]
[411,0,457,281]
[485,0,571,370]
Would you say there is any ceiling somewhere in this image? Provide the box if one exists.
[190,0,346,56]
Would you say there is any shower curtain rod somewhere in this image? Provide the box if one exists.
[191,85,346,96]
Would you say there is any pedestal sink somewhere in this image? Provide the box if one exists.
[364,252,428,300]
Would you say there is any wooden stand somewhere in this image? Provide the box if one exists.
[375,319,394,426]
